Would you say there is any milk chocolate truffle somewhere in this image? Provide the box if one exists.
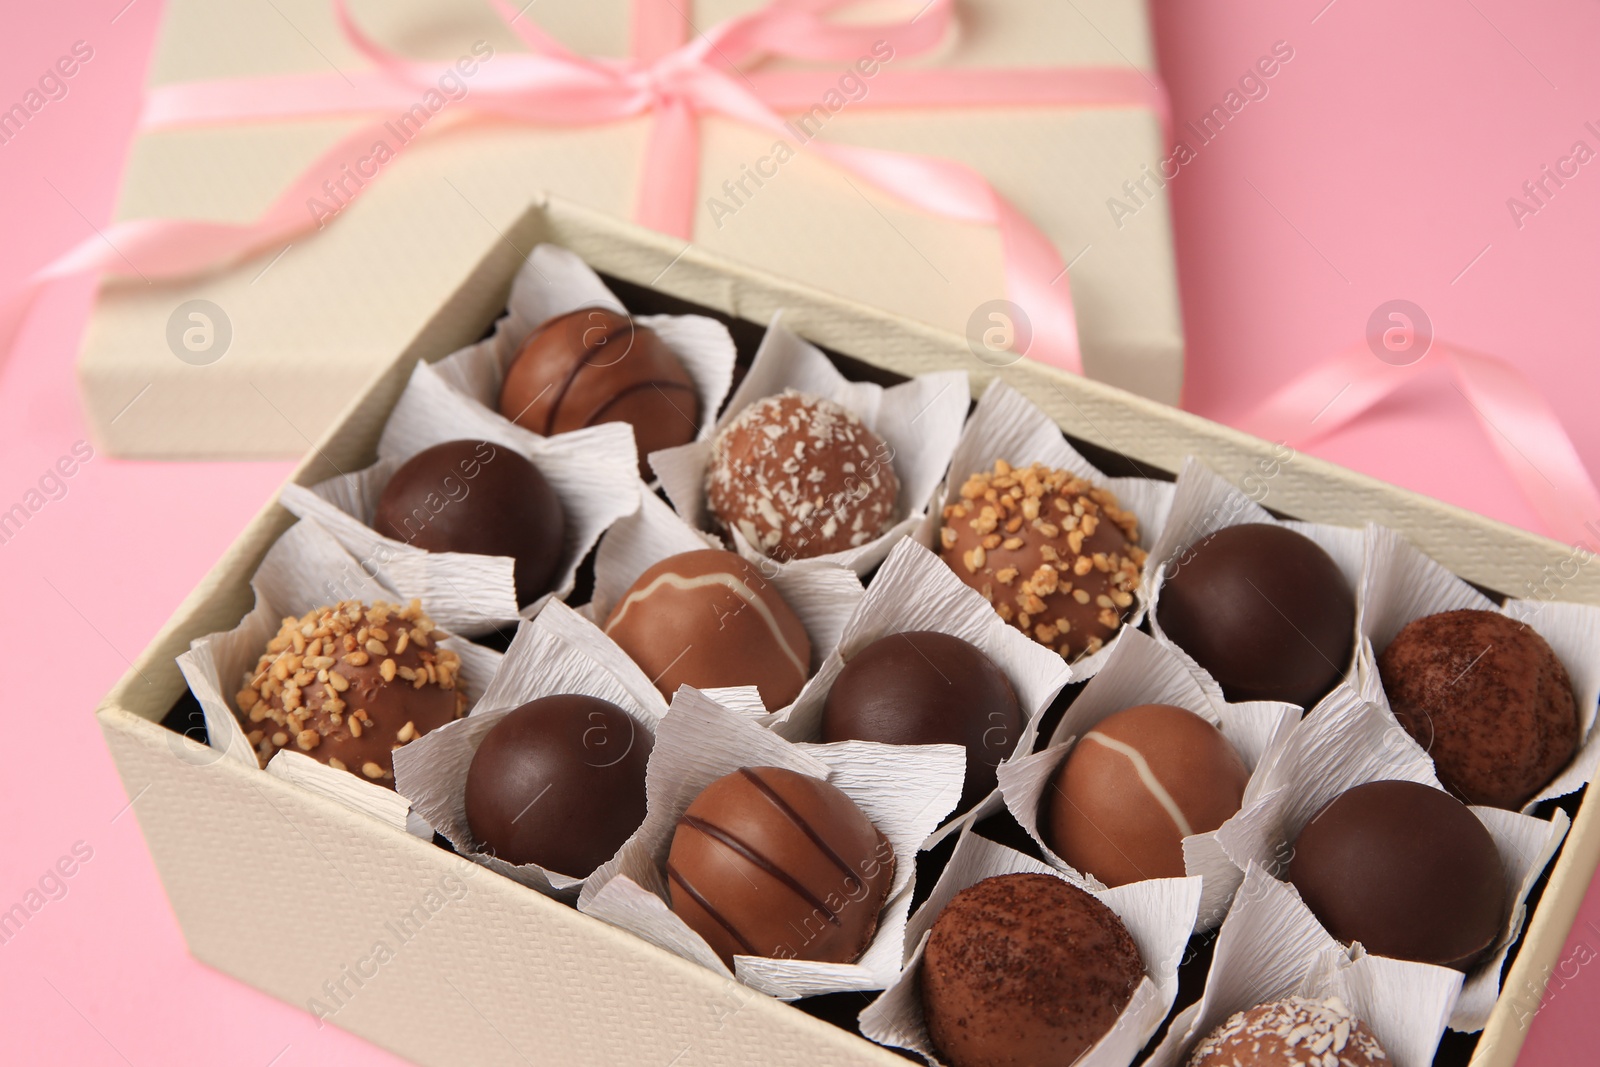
[499,307,699,477]
[372,439,566,605]
[464,694,652,876]
[939,460,1146,660]
[1158,523,1354,708]
[603,549,812,708]
[922,873,1142,1067]
[821,631,1022,810]
[1045,703,1249,886]
[234,599,465,784]
[1379,608,1579,809]
[706,390,900,560]
[666,766,895,966]
[1188,996,1387,1067]
[1289,779,1507,970]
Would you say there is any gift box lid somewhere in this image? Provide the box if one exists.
[76,0,1183,458]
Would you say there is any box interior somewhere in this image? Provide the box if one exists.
[99,198,1600,1067]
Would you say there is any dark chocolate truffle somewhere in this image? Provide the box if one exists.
[1187,996,1387,1067]
[1157,523,1354,707]
[603,549,812,708]
[821,630,1022,810]
[1288,779,1507,970]
[372,439,566,605]
[1045,703,1249,886]
[1379,608,1579,809]
[922,873,1142,1067]
[666,766,895,965]
[499,307,700,478]
[235,600,465,784]
[940,460,1146,660]
[464,694,652,876]
[706,390,900,560]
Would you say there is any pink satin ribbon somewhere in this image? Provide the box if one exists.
[4,0,1176,375]
[4,0,1594,548]
[1234,341,1600,549]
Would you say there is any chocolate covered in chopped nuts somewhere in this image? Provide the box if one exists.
[234,599,466,785]
[938,460,1145,659]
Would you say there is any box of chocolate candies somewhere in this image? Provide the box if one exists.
[97,199,1600,1067]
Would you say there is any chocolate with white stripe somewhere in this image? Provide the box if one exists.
[665,766,895,967]
[1044,703,1248,887]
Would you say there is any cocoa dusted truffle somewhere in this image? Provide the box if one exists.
[821,630,1023,810]
[922,873,1142,1067]
[499,307,700,477]
[939,460,1145,660]
[1288,779,1507,970]
[235,599,465,784]
[1379,608,1579,809]
[666,766,895,966]
[706,390,900,560]
[372,439,566,605]
[1045,703,1249,886]
[464,694,652,876]
[1158,523,1354,708]
[1188,996,1388,1067]
[603,549,812,708]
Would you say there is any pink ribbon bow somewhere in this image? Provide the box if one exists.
[1,0,1171,376]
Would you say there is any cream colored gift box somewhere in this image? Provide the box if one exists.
[77,0,1183,459]
[99,199,1597,1066]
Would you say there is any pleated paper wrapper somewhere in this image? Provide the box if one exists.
[392,611,662,901]
[857,831,1201,1067]
[1142,457,1367,711]
[576,687,966,1000]
[762,535,1071,842]
[1146,863,1463,1067]
[651,318,970,577]
[580,490,864,718]
[996,628,1299,931]
[279,372,640,634]
[1357,523,1600,812]
[911,379,1176,682]
[427,242,738,473]
[176,517,502,835]
[1213,684,1570,1032]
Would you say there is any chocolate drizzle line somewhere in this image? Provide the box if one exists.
[679,814,842,926]
[581,378,699,429]
[541,322,631,436]
[666,863,760,957]
[738,767,863,892]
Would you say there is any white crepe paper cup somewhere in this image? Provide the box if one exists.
[858,830,1201,1067]
[1146,863,1462,1067]
[392,611,662,901]
[912,379,1175,683]
[280,378,640,635]
[176,518,501,836]
[1214,684,1571,1032]
[425,242,737,474]
[997,628,1299,931]
[1143,457,1367,712]
[650,317,970,577]
[766,536,1072,841]
[579,490,864,718]
[1356,523,1600,812]
[576,687,966,999]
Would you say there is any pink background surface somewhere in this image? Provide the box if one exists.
[1,1,1597,1064]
